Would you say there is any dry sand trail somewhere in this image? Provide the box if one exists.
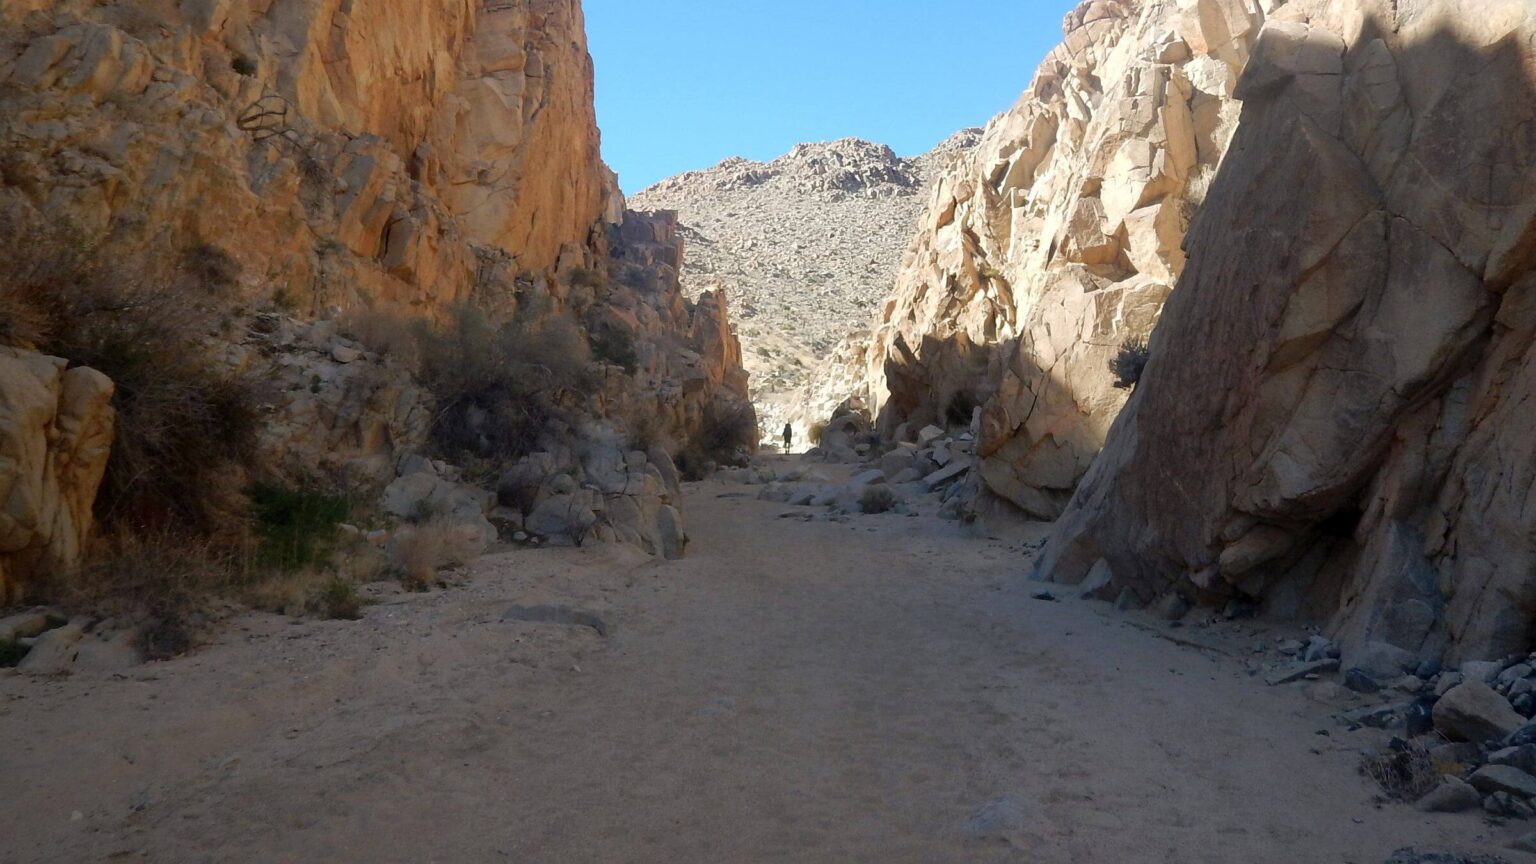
[0,456,1522,863]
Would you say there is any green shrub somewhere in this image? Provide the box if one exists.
[250,484,351,572]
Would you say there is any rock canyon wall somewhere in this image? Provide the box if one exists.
[1036,0,1536,665]
[815,0,1264,517]
[0,0,752,596]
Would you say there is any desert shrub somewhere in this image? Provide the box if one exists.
[249,483,351,572]
[700,402,756,462]
[1363,739,1441,802]
[339,306,421,364]
[625,411,667,454]
[69,533,241,660]
[415,305,593,466]
[563,267,604,289]
[231,56,257,77]
[945,390,980,429]
[859,484,898,515]
[311,575,364,620]
[671,449,706,483]
[180,243,242,292]
[809,421,827,446]
[590,324,639,373]
[0,639,28,668]
[617,264,657,291]
[0,209,262,537]
[1110,336,1150,390]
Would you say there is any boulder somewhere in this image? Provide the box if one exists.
[1433,681,1527,743]
[1468,765,1536,800]
[0,349,115,602]
[1415,777,1483,814]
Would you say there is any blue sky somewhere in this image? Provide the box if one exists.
[586,1,1078,193]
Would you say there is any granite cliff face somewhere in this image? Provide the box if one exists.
[816,0,1263,515]
[0,0,751,597]
[1037,0,1536,664]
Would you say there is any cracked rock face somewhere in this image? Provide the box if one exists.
[1037,0,1536,662]
[814,0,1261,517]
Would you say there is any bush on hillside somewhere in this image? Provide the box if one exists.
[413,304,594,466]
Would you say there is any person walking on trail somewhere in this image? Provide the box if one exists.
[783,423,793,452]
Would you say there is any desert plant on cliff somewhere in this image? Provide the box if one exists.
[590,323,639,373]
[1110,336,1151,390]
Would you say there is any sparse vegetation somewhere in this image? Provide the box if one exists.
[181,243,242,292]
[1362,739,1442,803]
[390,519,480,591]
[1110,336,1150,390]
[414,304,593,467]
[0,639,28,668]
[590,324,639,373]
[311,575,364,620]
[340,305,421,364]
[250,483,351,572]
[231,56,257,77]
[0,208,262,538]
[859,484,898,514]
[809,421,827,446]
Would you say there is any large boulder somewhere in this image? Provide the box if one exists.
[0,348,115,603]
[1433,681,1527,744]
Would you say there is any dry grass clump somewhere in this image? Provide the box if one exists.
[390,519,483,591]
[62,533,241,660]
[1363,739,1443,802]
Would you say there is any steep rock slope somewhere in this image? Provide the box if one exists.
[630,134,977,441]
[1037,0,1536,663]
[813,0,1265,514]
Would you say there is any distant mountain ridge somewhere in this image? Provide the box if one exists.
[629,131,981,439]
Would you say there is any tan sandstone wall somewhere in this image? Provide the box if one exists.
[1036,0,1536,663]
[0,349,114,603]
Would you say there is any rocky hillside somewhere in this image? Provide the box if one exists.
[630,133,978,441]
[0,0,752,607]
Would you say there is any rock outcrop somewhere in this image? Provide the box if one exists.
[818,0,1263,516]
[0,0,616,313]
[0,348,114,602]
[630,134,978,444]
[1037,0,1536,662]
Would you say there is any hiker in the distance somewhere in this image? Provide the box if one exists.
[783,422,793,452]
